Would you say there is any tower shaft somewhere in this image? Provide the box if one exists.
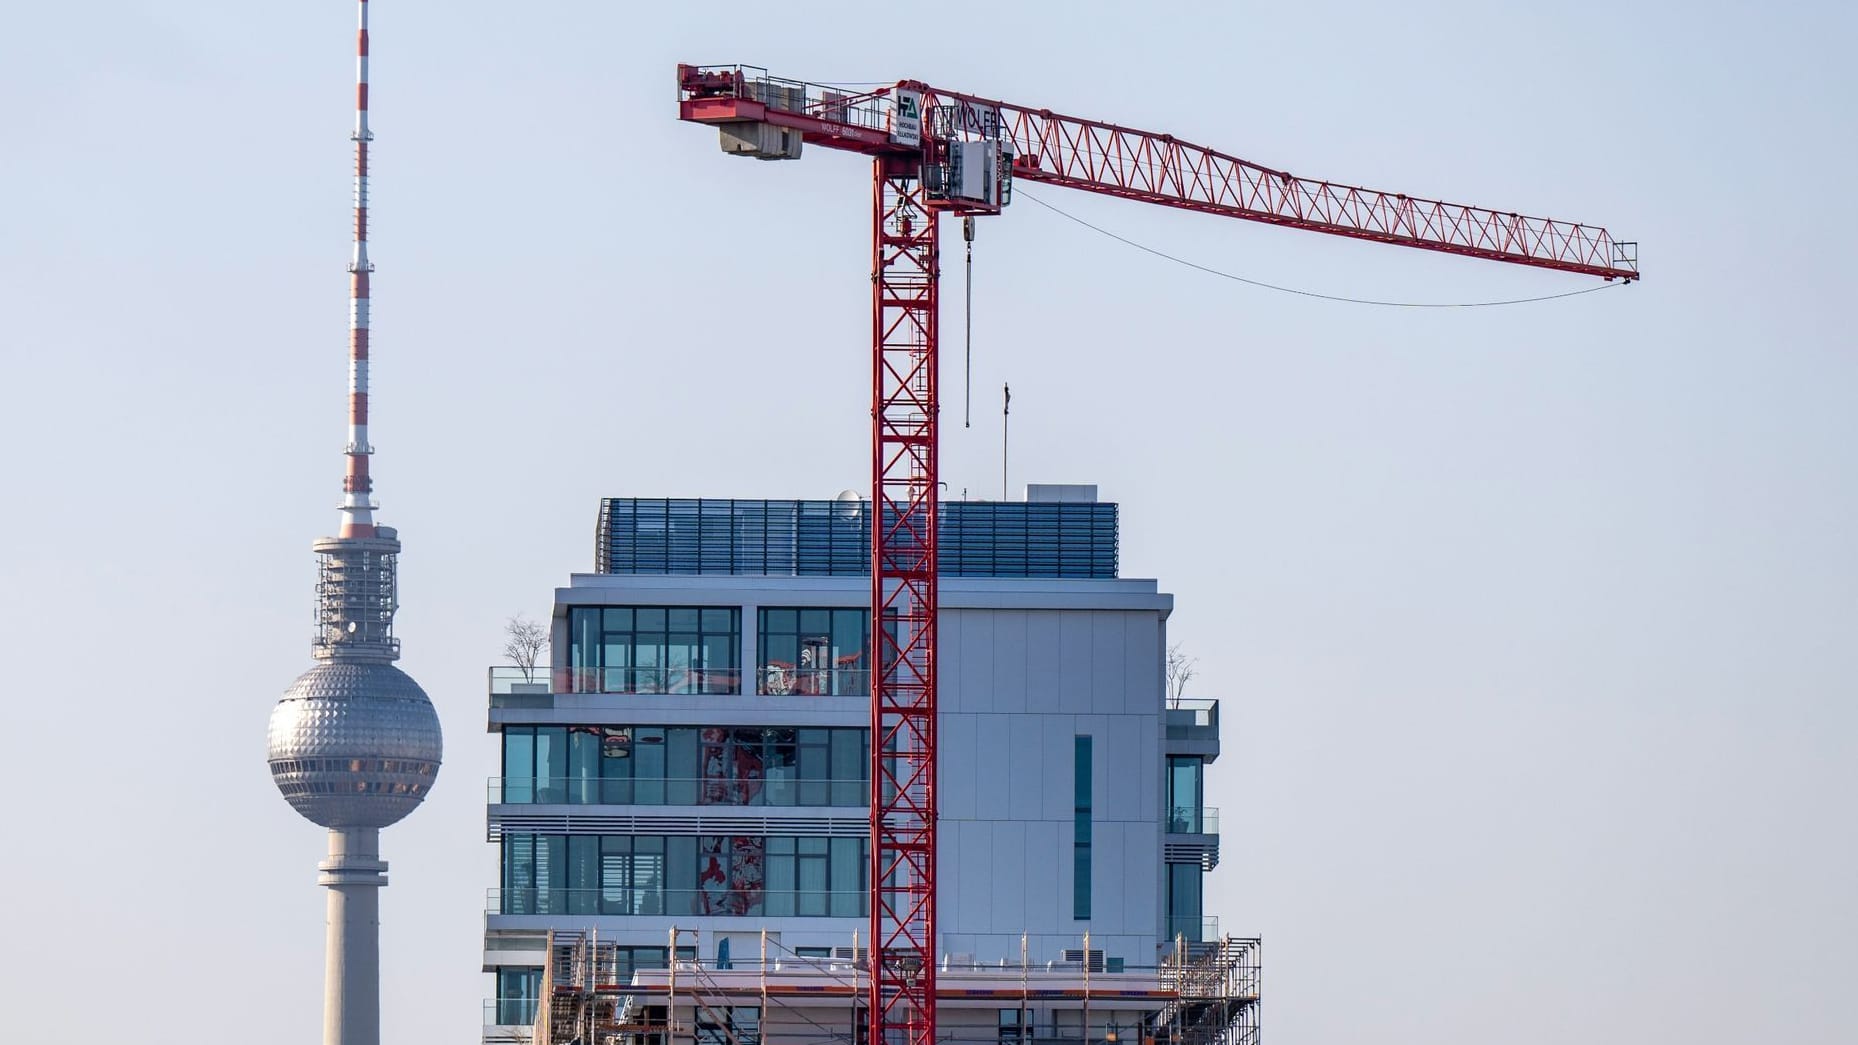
[320,827,387,1045]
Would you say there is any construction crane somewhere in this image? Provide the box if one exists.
[675,62,1639,1045]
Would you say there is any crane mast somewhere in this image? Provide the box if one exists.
[675,63,1638,1045]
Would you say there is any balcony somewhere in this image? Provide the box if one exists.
[487,887,867,919]
[1165,697,1221,760]
[488,775,867,808]
[1166,805,1220,836]
[1164,806,1220,870]
[482,998,535,1043]
[1165,698,1218,738]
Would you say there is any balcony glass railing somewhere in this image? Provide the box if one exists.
[488,776,868,807]
[756,666,869,697]
[489,665,744,696]
[1165,915,1220,943]
[487,887,867,919]
[1166,805,1220,835]
[482,998,537,1031]
[487,666,873,697]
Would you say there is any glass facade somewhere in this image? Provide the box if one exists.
[596,498,1118,579]
[1074,735,1092,920]
[565,607,741,694]
[758,607,870,695]
[499,833,869,918]
[499,726,867,806]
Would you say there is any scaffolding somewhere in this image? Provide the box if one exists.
[520,929,1260,1045]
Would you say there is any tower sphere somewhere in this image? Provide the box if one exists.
[268,661,443,829]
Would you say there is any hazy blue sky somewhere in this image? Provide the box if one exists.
[2,1,1852,1042]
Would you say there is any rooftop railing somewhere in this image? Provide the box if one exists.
[1165,697,1220,740]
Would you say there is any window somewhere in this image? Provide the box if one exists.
[500,833,565,915]
[697,1006,760,1045]
[500,725,868,807]
[1167,862,1204,942]
[566,606,741,694]
[999,1008,1028,1044]
[758,608,870,695]
[499,834,868,918]
[494,967,541,1026]
[1168,756,1204,833]
[1074,735,1092,920]
[503,726,535,803]
[604,945,696,985]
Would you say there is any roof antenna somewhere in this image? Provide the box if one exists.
[964,216,976,429]
[1002,382,1011,500]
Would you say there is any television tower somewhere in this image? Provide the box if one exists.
[266,3,443,1045]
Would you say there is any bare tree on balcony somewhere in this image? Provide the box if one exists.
[1166,643,1197,709]
[503,614,549,684]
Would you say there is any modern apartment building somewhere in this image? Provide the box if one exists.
[482,487,1253,1044]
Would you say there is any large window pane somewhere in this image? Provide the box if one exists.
[757,607,868,695]
[535,727,566,803]
[568,835,599,914]
[568,728,601,805]
[606,837,636,915]
[502,727,534,804]
[601,728,633,804]
[1168,757,1203,832]
[829,729,865,807]
[633,729,665,805]
[668,837,696,916]
[798,730,829,806]
[569,606,741,694]
[502,835,534,914]
[495,968,541,1026]
[830,837,862,918]
[666,728,699,805]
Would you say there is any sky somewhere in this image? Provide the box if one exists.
[1,1,1853,1042]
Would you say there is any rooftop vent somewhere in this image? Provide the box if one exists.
[1026,483,1098,504]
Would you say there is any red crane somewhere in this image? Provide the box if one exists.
[676,63,1638,1045]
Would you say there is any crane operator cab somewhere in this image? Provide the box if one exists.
[921,98,1014,215]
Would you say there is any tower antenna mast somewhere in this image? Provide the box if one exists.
[341,0,376,539]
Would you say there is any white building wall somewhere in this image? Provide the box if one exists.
[938,606,1166,968]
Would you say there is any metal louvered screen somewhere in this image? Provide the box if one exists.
[596,498,1117,578]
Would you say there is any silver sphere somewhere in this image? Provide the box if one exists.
[267,661,443,829]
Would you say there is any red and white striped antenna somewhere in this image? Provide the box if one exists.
[339,0,377,539]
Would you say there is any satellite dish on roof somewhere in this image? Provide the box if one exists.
[835,489,864,520]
